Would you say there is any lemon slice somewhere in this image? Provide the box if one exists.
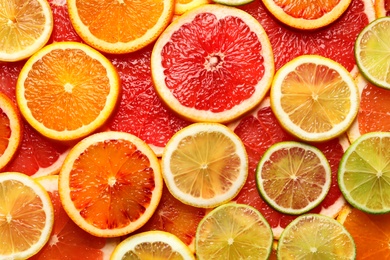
[161,122,248,208]
[195,203,273,260]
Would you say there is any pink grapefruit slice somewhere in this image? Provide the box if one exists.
[151,4,274,123]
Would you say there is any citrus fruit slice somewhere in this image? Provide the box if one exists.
[136,184,207,253]
[256,141,332,215]
[347,74,390,143]
[338,205,390,258]
[195,203,273,260]
[0,0,53,62]
[105,46,191,157]
[110,230,195,259]
[0,172,54,259]
[59,131,163,237]
[375,0,390,17]
[231,97,347,238]
[270,54,359,142]
[212,0,255,6]
[151,4,274,123]
[338,131,390,214]
[161,122,248,208]
[16,41,120,142]
[277,214,356,259]
[355,16,390,89]
[0,92,22,170]
[66,0,174,54]
[32,175,119,259]
[175,0,211,15]
[240,0,375,73]
[261,0,352,30]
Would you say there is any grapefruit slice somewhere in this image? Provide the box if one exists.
[151,4,274,123]
[59,131,163,237]
[0,92,22,170]
[105,46,191,157]
[230,97,347,238]
[0,172,54,259]
[136,184,207,253]
[32,175,119,260]
[239,0,376,73]
[347,74,390,143]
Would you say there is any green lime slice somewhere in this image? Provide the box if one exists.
[338,131,390,214]
[212,0,255,6]
[256,141,331,215]
[195,203,273,260]
[355,17,390,89]
[277,214,356,259]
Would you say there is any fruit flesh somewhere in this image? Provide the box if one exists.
[0,110,11,156]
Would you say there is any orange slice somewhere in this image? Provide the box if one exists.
[66,0,174,54]
[0,92,22,170]
[32,175,119,259]
[0,172,54,259]
[151,4,274,123]
[375,0,390,17]
[175,0,211,15]
[261,0,352,30]
[16,41,120,142]
[59,131,163,237]
[0,0,53,62]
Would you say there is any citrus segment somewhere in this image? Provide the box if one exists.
[67,0,174,54]
[256,141,332,215]
[195,203,273,260]
[338,205,390,259]
[161,123,248,208]
[105,46,191,157]
[32,175,119,260]
[0,92,22,170]
[110,230,194,259]
[339,131,390,214]
[355,16,390,89]
[347,74,390,143]
[175,0,211,15]
[16,41,120,141]
[59,131,163,237]
[261,0,352,30]
[0,172,54,259]
[136,184,207,253]
[0,0,53,62]
[240,0,375,73]
[277,214,356,259]
[270,55,359,142]
[375,0,390,17]
[151,4,274,123]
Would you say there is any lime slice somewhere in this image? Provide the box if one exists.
[195,203,273,260]
[277,214,356,259]
[355,17,390,89]
[256,141,331,215]
[338,131,390,214]
[212,0,255,6]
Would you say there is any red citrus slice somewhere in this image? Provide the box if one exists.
[230,97,347,238]
[31,175,119,260]
[151,4,275,123]
[105,46,191,156]
[240,0,375,73]
[135,184,207,253]
[347,74,390,143]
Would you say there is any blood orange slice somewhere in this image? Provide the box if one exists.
[151,4,274,123]
[32,175,119,260]
[240,0,375,73]
[230,97,346,238]
[347,74,390,143]
[105,46,191,157]
[59,131,163,237]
